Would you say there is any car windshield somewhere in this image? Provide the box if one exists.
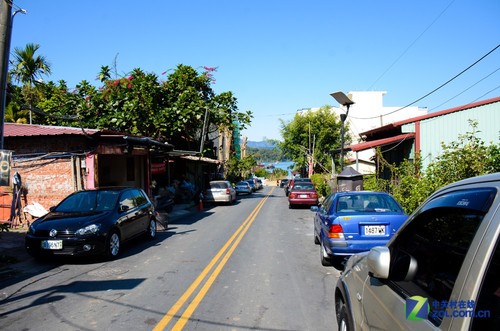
[236,182,248,186]
[336,194,402,213]
[55,190,120,212]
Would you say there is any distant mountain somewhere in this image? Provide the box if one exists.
[247,141,277,149]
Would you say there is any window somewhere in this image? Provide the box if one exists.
[387,188,496,326]
[119,190,137,210]
[472,239,500,330]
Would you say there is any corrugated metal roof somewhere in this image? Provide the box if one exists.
[361,96,500,136]
[347,133,415,152]
[4,123,99,137]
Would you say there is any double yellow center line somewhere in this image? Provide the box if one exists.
[153,188,274,331]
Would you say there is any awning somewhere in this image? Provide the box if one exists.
[347,133,415,152]
[180,155,220,164]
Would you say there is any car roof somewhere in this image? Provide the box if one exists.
[83,186,137,192]
[334,191,391,197]
[429,172,500,198]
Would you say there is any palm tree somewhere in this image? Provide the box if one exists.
[10,43,52,123]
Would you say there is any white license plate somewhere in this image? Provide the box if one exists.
[364,225,385,235]
[299,194,308,198]
[41,240,63,250]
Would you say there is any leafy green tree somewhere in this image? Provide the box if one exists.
[20,64,252,156]
[10,43,52,87]
[225,154,257,183]
[9,43,52,123]
[254,167,268,178]
[279,106,345,176]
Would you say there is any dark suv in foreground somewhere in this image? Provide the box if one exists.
[335,173,500,330]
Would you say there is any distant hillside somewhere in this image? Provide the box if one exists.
[247,141,276,149]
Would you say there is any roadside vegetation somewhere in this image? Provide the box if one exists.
[7,44,499,210]
[364,120,500,213]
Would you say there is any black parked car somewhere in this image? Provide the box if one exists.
[25,187,158,260]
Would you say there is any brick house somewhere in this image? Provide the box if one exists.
[0,123,173,225]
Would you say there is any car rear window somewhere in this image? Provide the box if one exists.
[293,183,315,191]
[336,193,402,213]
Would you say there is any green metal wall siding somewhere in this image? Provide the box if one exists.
[416,102,499,169]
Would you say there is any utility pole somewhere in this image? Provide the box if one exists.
[0,1,24,149]
[0,0,13,149]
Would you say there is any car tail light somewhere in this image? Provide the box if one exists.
[311,192,318,199]
[328,224,344,239]
[225,188,230,195]
[289,192,296,198]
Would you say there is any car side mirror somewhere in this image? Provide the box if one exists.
[119,205,130,213]
[367,246,391,279]
[367,246,418,281]
[310,206,319,212]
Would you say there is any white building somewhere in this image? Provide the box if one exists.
[330,91,427,174]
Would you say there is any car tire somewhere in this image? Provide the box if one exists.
[146,218,157,240]
[105,229,121,260]
[320,241,332,266]
[314,234,320,245]
[337,301,353,331]
[288,203,294,209]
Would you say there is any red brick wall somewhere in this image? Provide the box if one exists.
[12,158,80,210]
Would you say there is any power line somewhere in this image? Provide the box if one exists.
[350,44,500,120]
[368,0,456,90]
[429,67,500,111]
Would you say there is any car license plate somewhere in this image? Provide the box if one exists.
[364,225,385,235]
[41,240,63,250]
[300,194,308,198]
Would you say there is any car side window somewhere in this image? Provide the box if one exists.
[119,190,137,211]
[387,188,496,326]
[133,189,148,207]
[321,194,334,214]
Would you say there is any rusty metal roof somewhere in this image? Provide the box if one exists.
[4,123,99,137]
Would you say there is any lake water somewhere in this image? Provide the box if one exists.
[263,161,294,178]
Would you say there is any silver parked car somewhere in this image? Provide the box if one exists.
[235,181,252,195]
[335,173,500,330]
[203,180,236,204]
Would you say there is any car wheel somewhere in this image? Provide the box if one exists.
[288,203,294,209]
[146,218,157,239]
[337,300,353,331]
[320,241,332,266]
[105,230,121,259]
[314,233,320,245]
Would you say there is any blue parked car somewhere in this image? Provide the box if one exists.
[312,191,407,266]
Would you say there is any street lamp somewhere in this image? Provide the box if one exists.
[330,91,354,171]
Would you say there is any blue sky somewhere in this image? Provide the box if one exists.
[10,0,500,141]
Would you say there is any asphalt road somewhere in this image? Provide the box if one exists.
[0,186,340,331]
